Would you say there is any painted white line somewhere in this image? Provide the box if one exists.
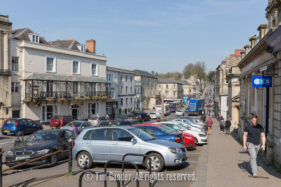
[0,141,14,145]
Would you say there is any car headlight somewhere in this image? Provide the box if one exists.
[37,149,50,155]
[199,134,205,137]
[168,147,182,153]
[7,151,13,156]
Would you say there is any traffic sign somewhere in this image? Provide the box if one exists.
[252,75,272,87]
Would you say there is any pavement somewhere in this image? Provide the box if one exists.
[192,118,281,187]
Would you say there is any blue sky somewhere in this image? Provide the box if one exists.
[1,0,267,73]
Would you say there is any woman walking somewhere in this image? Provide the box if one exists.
[206,116,213,135]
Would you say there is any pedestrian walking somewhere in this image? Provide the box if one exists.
[220,116,225,132]
[243,114,266,177]
[71,123,79,137]
[206,117,213,135]
[225,118,231,134]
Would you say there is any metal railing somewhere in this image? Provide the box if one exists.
[0,141,74,187]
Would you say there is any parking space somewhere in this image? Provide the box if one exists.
[0,113,206,186]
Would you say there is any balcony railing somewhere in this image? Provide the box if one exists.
[24,91,111,103]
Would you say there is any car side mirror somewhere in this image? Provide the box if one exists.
[131,138,137,144]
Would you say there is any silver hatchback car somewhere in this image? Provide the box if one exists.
[72,126,187,172]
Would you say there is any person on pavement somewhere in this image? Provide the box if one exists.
[71,123,79,137]
[243,114,266,177]
[225,118,231,134]
[206,116,213,135]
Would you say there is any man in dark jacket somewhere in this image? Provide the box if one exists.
[225,118,231,134]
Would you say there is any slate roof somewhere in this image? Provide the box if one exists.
[134,69,157,79]
[12,28,50,45]
[107,66,135,75]
[158,79,183,84]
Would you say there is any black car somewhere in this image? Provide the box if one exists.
[5,129,74,167]
[132,112,151,122]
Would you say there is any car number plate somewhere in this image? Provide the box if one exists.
[16,156,30,160]
[4,130,10,133]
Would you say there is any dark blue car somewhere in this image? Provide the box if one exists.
[133,124,183,143]
[1,118,43,136]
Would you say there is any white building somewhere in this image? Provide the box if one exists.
[10,28,109,122]
[107,67,136,115]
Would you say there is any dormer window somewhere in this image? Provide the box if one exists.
[29,34,40,43]
[77,44,86,52]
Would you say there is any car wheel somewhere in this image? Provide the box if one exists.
[16,131,23,136]
[145,153,164,172]
[77,151,93,169]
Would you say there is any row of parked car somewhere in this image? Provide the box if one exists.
[2,113,207,172]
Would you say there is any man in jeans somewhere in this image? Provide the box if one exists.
[243,114,266,177]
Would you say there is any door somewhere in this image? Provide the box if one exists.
[88,128,111,162]
[110,128,140,163]
[72,105,79,120]
[46,106,53,121]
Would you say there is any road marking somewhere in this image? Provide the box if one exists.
[0,141,14,145]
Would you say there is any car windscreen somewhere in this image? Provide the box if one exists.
[5,119,17,124]
[155,126,177,134]
[128,128,155,141]
[178,123,191,130]
[26,131,60,142]
[187,118,197,123]
[67,121,83,127]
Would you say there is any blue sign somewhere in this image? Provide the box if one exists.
[252,76,272,87]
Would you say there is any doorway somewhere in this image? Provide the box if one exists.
[72,105,79,120]
[42,105,53,122]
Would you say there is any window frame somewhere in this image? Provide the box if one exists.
[91,63,98,76]
[12,56,19,73]
[46,56,56,73]
[72,60,80,74]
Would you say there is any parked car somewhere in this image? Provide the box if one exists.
[180,116,206,127]
[133,124,183,144]
[88,116,109,126]
[164,121,207,145]
[132,112,151,122]
[175,110,184,116]
[173,118,205,132]
[149,112,160,119]
[72,126,187,172]
[61,121,94,133]
[49,115,73,129]
[153,123,196,149]
[6,129,74,167]
[1,118,43,136]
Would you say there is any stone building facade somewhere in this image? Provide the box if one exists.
[157,79,183,100]
[215,49,242,120]
[10,28,109,122]
[237,0,281,167]
[134,70,157,111]
[106,67,136,115]
[226,66,241,131]
[0,15,12,125]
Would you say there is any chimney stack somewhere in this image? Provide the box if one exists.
[257,24,268,39]
[240,50,245,59]
[249,35,257,49]
[244,45,250,54]
[86,39,96,53]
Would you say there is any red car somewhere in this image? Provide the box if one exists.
[153,123,196,149]
[49,115,73,128]
[134,123,195,149]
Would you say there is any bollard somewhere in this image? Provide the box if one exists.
[0,147,2,187]
[67,141,73,176]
